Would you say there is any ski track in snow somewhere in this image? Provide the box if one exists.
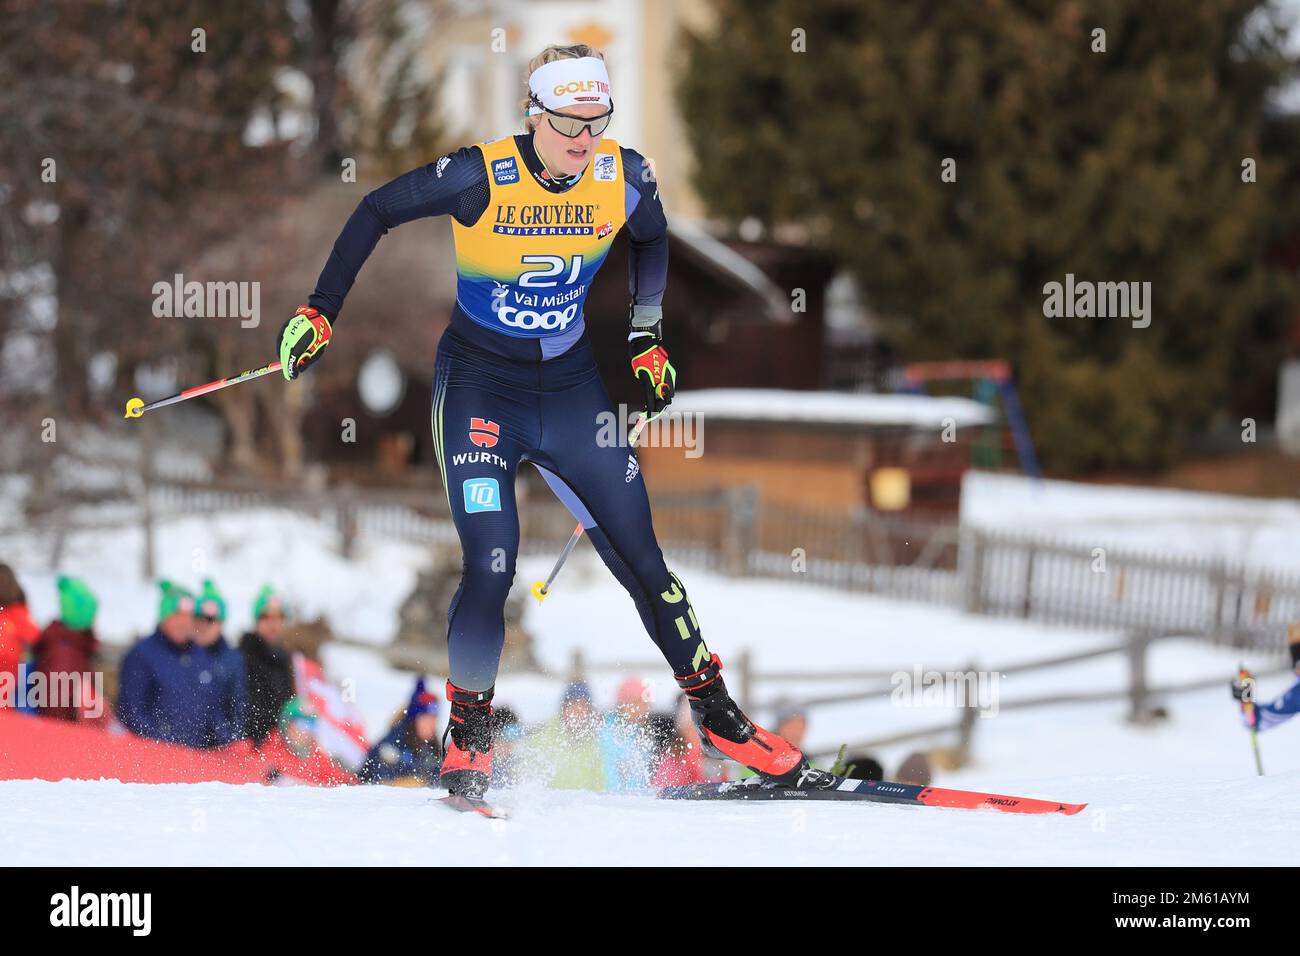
[4,773,1297,867]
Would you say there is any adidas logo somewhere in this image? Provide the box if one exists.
[624,453,639,483]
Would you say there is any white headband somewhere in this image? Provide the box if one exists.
[527,57,611,115]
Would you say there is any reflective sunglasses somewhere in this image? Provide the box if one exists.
[529,94,614,138]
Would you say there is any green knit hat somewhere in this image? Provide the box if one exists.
[157,579,196,620]
[279,697,317,733]
[198,579,227,622]
[57,576,98,630]
[252,584,284,621]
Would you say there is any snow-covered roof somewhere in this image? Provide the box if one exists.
[667,222,792,322]
[668,389,996,429]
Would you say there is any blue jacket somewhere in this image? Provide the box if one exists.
[357,721,442,785]
[116,629,239,748]
[205,634,250,743]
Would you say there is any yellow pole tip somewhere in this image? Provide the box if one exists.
[531,581,548,604]
[124,397,145,419]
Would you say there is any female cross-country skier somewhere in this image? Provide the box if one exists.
[278,44,819,801]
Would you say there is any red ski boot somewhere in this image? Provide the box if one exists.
[676,655,817,786]
[439,681,494,798]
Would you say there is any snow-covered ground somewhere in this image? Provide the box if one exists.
[962,470,1300,575]
[4,767,1295,866]
[5,477,1300,865]
[1,508,425,646]
[9,549,1294,867]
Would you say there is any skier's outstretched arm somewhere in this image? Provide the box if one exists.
[277,146,488,380]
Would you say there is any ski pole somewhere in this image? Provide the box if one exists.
[123,359,284,419]
[530,522,584,605]
[531,413,650,604]
[1237,664,1265,776]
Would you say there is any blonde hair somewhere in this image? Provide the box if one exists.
[521,44,606,132]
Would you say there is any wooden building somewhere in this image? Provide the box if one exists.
[636,388,995,517]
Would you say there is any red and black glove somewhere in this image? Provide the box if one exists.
[628,322,676,421]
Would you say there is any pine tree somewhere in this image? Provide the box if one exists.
[679,0,1300,473]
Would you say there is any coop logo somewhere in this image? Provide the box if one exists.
[594,154,616,182]
[492,157,519,185]
[498,302,579,332]
[469,418,500,448]
[596,220,614,239]
[50,886,151,936]
[463,477,501,513]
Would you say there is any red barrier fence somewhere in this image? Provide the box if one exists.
[1,712,292,784]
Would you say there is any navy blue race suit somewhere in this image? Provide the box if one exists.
[309,132,709,691]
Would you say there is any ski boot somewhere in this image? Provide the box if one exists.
[439,681,494,799]
[676,655,834,789]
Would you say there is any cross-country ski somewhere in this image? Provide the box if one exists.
[659,774,1087,815]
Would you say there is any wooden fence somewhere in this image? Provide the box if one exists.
[962,529,1300,650]
[8,475,1299,651]
[564,633,1290,765]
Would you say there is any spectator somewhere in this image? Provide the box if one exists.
[643,710,677,758]
[773,704,808,752]
[842,754,885,782]
[117,580,238,748]
[194,579,249,743]
[259,697,358,787]
[598,677,656,791]
[239,585,295,746]
[896,751,933,786]
[651,695,719,787]
[529,680,607,790]
[32,576,100,721]
[0,563,39,686]
[490,706,523,788]
[357,678,443,786]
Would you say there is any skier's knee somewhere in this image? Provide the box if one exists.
[459,550,516,601]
